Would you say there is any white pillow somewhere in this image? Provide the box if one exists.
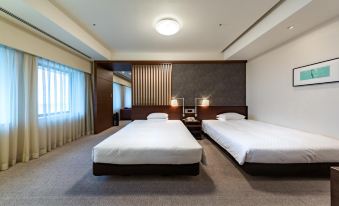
[216,117,226,122]
[147,113,168,120]
[216,112,245,120]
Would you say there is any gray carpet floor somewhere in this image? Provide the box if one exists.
[0,121,330,206]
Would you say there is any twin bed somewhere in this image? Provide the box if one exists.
[93,118,202,176]
[92,106,339,176]
[203,119,339,175]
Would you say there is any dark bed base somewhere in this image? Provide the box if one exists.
[204,133,339,177]
[241,162,339,177]
[93,163,200,176]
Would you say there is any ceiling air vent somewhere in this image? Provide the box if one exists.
[0,7,91,59]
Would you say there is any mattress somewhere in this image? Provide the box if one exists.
[93,120,203,164]
[202,119,339,165]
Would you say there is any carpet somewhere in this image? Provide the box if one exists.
[0,121,330,206]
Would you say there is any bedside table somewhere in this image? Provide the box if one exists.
[182,119,202,140]
[331,167,339,206]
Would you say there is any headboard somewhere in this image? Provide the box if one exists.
[131,106,182,120]
[197,106,248,120]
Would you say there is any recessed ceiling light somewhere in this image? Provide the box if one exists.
[287,26,294,30]
[155,18,180,36]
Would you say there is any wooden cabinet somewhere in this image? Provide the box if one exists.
[331,167,339,206]
[93,64,113,134]
[120,108,132,120]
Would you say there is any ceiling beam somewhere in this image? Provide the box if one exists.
[223,0,312,60]
[24,0,111,60]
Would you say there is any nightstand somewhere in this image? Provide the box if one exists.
[182,119,202,140]
[331,167,339,206]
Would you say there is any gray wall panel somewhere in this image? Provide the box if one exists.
[172,63,246,106]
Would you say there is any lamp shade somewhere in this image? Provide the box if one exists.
[201,99,209,107]
[171,99,179,106]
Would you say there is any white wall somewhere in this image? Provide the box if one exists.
[247,17,339,139]
[0,16,92,73]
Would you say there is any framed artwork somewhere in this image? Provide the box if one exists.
[293,57,339,87]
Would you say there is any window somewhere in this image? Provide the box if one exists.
[37,60,71,116]
[124,86,132,108]
[113,83,132,113]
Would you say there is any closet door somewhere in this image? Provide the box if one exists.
[93,65,113,134]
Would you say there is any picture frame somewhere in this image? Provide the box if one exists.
[293,57,339,87]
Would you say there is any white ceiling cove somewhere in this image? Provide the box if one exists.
[228,0,339,60]
[50,0,278,54]
[1,0,339,60]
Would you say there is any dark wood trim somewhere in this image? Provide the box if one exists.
[242,162,339,177]
[205,133,339,177]
[331,167,339,205]
[197,106,248,120]
[93,162,200,176]
[93,62,114,134]
[95,60,247,72]
[92,62,98,133]
[120,108,132,120]
[131,106,183,120]
[95,60,247,67]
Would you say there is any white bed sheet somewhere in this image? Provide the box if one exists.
[93,120,202,164]
[202,120,339,165]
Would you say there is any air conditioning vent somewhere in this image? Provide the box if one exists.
[0,7,91,59]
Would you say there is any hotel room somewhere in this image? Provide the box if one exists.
[0,0,339,205]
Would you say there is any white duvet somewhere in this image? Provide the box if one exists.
[202,120,339,165]
[93,120,202,164]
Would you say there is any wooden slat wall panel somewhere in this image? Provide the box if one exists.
[132,64,172,106]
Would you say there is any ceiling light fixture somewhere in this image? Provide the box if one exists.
[155,18,180,36]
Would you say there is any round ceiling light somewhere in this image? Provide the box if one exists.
[155,18,180,36]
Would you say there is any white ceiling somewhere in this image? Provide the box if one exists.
[229,0,339,60]
[51,0,278,53]
[1,0,339,60]
[49,0,278,57]
[0,0,111,59]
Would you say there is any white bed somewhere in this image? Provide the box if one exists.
[93,120,202,165]
[202,119,339,165]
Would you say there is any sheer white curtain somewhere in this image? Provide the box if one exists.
[0,44,93,171]
[0,45,39,171]
[37,58,87,153]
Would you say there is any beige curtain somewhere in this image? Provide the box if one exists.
[0,45,94,171]
[37,58,92,154]
[0,48,39,170]
[132,64,172,106]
